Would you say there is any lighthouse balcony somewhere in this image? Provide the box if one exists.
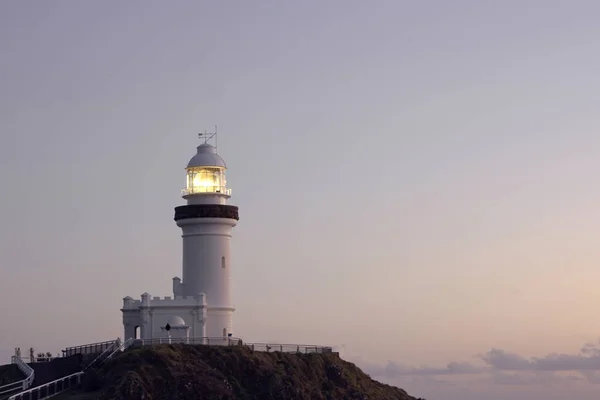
[181,186,231,196]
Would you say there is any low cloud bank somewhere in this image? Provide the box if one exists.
[352,340,600,385]
[481,342,600,371]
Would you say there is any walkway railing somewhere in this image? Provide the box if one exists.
[134,336,243,346]
[134,337,333,353]
[62,340,116,358]
[81,339,120,371]
[0,356,35,397]
[245,343,333,353]
[7,338,130,400]
[98,338,135,366]
[8,372,82,400]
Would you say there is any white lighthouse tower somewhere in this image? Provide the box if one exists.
[174,134,239,337]
[121,132,239,341]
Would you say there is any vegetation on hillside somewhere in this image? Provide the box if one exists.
[0,364,23,386]
[77,344,423,400]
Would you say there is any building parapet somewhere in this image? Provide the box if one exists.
[122,293,207,309]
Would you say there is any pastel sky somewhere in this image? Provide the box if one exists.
[1,1,600,399]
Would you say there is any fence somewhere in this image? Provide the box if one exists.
[62,340,116,358]
[0,356,35,397]
[133,336,242,346]
[6,338,130,400]
[80,339,122,372]
[11,357,56,364]
[104,338,134,361]
[245,343,333,353]
[133,337,333,353]
[8,372,82,400]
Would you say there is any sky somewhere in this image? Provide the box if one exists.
[1,0,600,399]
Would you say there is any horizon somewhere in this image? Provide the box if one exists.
[1,1,600,399]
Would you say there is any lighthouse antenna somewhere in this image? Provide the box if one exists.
[198,125,219,151]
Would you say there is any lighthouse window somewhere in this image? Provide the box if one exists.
[186,167,226,194]
[221,256,226,269]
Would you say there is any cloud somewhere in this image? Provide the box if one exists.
[354,359,486,379]
[480,349,533,370]
[490,370,584,386]
[350,339,600,388]
[348,343,600,400]
[480,342,600,372]
[490,371,529,385]
[579,371,600,384]
[403,361,485,376]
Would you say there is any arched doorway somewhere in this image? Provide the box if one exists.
[134,326,140,339]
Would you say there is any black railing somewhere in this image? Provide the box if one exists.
[133,337,333,353]
[62,340,116,357]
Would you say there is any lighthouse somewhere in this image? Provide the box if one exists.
[174,138,239,337]
[121,133,239,341]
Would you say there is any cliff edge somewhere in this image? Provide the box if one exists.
[74,344,422,400]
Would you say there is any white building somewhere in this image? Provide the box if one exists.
[121,138,239,341]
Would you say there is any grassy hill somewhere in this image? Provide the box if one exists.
[0,364,23,386]
[64,344,423,400]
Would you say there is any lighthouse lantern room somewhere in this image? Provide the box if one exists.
[183,142,231,199]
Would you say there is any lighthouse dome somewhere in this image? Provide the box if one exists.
[167,315,186,327]
[186,143,227,169]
